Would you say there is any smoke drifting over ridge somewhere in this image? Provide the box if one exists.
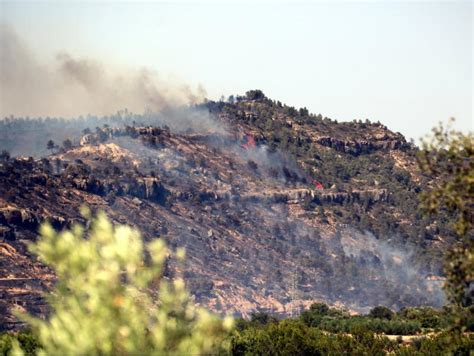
[0,25,206,118]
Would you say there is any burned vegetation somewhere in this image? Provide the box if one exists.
[0,91,453,331]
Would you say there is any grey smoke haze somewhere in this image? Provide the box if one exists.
[339,229,445,310]
[241,145,310,183]
[0,25,228,157]
[155,107,227,135]
[0,25,206,118]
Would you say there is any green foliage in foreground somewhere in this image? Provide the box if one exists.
[418,119,474,238]
[418,120,473,309]
[11,209,233,355]
[0,331,39,356]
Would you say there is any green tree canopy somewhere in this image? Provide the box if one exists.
[418,119,473,309]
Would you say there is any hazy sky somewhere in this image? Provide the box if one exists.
[1,1,472,140]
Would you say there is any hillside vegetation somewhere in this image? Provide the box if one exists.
[0,91,462,331]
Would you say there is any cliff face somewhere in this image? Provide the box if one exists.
[0,94,450,331]
[315,136,407,155]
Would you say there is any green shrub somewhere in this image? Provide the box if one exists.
[397,306,450,330]
[0,331,39,356]
[300,303,349,328]
[13,209,233,355]
[230,319,397,355]
[309,302,330,315]
[317,316,421,336]
[369,306,395,320]
[395,332,474,355]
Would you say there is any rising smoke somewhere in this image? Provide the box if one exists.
[0,24,206,118]
[338,229,445,311]
[0,25,228,156]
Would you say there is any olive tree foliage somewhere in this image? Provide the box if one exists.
[417,119,473,308]
[12,209,233,355]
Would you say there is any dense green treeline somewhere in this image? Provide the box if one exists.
[231,321,474,355]
[3,302,473,355]
[229,302,473,355]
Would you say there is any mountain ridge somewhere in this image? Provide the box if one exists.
[0,91,452,331]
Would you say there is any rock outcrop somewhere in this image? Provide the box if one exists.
[316,136,407,155]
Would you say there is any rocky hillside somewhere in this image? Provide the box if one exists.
[0,91,453,331]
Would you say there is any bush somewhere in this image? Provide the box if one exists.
[395,332,474,355]
[397,306,450,330]
[309,302,330,315]
[369,306,395,320]
[0,330,39,356]
[318,317,421,336]
[13,209,233,355]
